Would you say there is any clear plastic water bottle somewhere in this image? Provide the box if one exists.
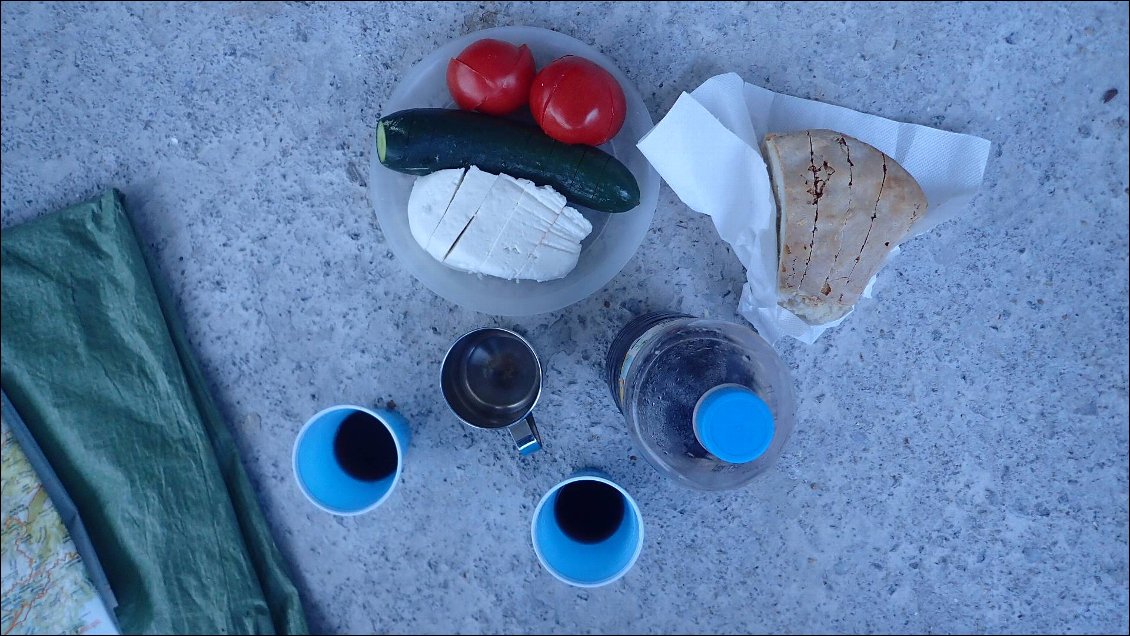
[605,312,796,490]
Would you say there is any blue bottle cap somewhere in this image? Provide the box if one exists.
[692,384,775,464]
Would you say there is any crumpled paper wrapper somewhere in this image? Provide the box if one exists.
[637,72,991,344]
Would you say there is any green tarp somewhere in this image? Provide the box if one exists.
[1,190,308,635]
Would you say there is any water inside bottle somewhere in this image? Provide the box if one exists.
[636,337,761,462]
[609,314,795,489]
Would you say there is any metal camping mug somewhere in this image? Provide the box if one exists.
[440,327,544,455]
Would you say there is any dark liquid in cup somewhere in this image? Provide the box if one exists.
[464,334,539,409]
[333,411,398,482]
[553,480,626,544]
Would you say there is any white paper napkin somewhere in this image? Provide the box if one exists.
[638,73,991,344]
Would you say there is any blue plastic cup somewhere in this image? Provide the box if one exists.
[531,471,645,587]
[292,405,410,515]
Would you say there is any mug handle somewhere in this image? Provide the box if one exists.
[510,414,542,455]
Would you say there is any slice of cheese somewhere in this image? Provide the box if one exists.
[547,206,592,243]
[476,179,565,279]
[425,166,498,260]
[524,180,567,211]
[515,205,591,281]
[406,165,593,281]
[512,203,590,280]
[485,197,555,280]
[407,168,466,249]
[513,203,570,280]
[539,226,584,252]
[443,175,526,273]
[514,181,591,246]
[519,242,582,282]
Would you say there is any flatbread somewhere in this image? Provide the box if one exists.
[764,129,926,324]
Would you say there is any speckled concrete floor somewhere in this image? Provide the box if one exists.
[2,2,1127,634]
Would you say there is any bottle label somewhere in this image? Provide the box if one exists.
[617,321,677,409]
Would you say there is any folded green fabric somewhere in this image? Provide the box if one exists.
[1,190,308,635]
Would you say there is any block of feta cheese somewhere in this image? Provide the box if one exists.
[407,167,593,281]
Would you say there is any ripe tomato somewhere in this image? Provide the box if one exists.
[446,39,535,116]
[529,56,626,146]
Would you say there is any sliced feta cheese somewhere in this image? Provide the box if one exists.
[426,166,498,260]
[547,206,592,243]
[479,179,566,279]
[509,179,591,245]
[406,165,593,281]
[407,168,466,249]
[524,180,568,211]
[514,204,592,282]
[539,225,584,252]
[502,204,589,281]
[519,242,583,282]
[443,175,526,273]
[512,217,565,278]
[479,203,554,278]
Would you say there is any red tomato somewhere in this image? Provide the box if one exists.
[529,56,626,146]
[446,39,535,116]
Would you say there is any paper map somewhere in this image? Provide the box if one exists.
[1,417,117,635]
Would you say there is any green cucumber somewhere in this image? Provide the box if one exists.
[376,108,640,214]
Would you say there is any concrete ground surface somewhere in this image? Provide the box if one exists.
[2,2,1127,634]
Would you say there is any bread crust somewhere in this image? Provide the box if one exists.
[764,130,926,324]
